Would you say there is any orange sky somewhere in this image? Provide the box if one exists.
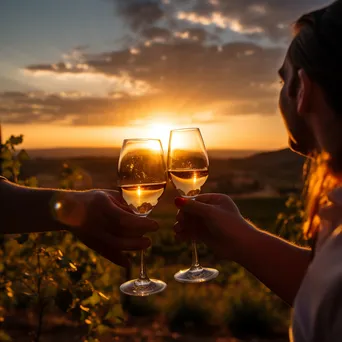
[2,0,308,153]
[4,113,289,151]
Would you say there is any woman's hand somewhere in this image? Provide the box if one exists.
[173,193,255,260]
[54,190,158,268]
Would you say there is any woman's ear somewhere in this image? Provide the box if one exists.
[297,69,312,116]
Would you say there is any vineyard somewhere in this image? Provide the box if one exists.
[0,135,307,342]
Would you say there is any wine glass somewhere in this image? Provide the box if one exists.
[118,139,167,296]
[167,128,219,283]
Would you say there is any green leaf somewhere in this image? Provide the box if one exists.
[2,160,13,170]
[19,247,33,258]
[2,170,12,179]
[96,324,110,335]
[1,149,13,161]
[55,289,73,313]
[104,304,124,324]
[100,272,110,287]
[75,287,93,301]
[17,150,30,162]
[26,177,38,187]
[7,135,23,147]
[82,292,100,306]
[12,160,21,176]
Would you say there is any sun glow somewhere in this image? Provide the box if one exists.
[146,139,164,152]
[145,121,178,150]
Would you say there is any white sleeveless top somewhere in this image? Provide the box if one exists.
[290,224,342,341]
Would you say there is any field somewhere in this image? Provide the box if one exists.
[0,142,307,342]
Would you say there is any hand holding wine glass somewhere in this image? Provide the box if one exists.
[167,128,219,283]
[173,193,251,261]
[118,139,167,296]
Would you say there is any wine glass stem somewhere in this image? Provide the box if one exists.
[189,197,201,271]
[191,240,201,270]
[138,250,149,281]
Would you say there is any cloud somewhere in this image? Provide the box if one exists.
[142,27,171,41]
[0,91,146,126]
[188,0,330,39]
[2,37,285,126]
[4,0,331,127]
[177,11,264,35]
[113,0,330,40]
[115,0,164,31]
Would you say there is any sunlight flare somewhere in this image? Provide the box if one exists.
[145,120,177,150]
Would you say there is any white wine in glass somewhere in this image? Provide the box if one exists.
[118,139,167,296]
[168,128,219,283]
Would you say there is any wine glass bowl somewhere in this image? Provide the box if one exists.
[119,139,167,217]
[167,128,209,198]
[168,169,208,199]
[118,139,167,296]
[167,128,219,283]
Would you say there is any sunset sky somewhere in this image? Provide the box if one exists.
[0,0,330,151]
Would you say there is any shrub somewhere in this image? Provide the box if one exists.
[226,292,282,338]
[122,296,160,318]
[224,270,289,339]
[167,297,212,334]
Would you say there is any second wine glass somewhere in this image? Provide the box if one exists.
[167,128,219,283]
[118,139,167,296]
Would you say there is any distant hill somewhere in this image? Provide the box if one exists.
[20,148,306,191]
[209,148,306,189]
[26,147,260,159]
[26,147,122,159]
[229,148,305,170]
[208,149,260,159]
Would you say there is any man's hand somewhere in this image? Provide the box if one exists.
[54,190,158,267]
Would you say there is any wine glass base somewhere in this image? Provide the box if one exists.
[174,267,219,283]
[120,279,167,296]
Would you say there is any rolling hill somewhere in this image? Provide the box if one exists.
[19,148,306,191]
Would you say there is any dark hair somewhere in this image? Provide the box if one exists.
[288,1,342,113]
[287,1,342,239]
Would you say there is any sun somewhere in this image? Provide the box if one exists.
[145,122,176,151]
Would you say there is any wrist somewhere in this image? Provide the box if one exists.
[51,190,88,232]
[228,220,260,263]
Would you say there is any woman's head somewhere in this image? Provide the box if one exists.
[279,0,342,172]
[278,0,342,238]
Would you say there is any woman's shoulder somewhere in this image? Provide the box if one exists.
[292,226,342,341]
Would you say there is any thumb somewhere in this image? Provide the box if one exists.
[175,197,213,218]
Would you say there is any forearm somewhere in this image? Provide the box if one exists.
[0,179,71,234]
[236,225,311,306]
